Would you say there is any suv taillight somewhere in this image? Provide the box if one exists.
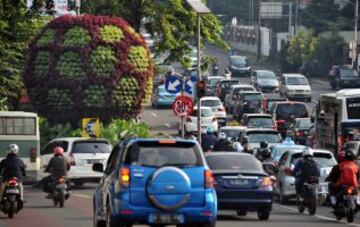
[69,153,76,166]
[205,170,214,188]
[120,167,130,187]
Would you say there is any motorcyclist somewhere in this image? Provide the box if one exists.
[327,147,359,209]
[223,67,231,79]
[325,150,346,207]
[241,136,254,155]
[293,148,320,196]
[212,62,219,76]
[44,146,70,197]
[0,144,26,203]
[262,148,278,176]
[256,140,268,161]
[213,132,234,151]
[201,128,217,152]
[283,130,295,145]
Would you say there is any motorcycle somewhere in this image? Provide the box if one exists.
[212,64,219,76]
[51,176,69,208]
[297,176,319,215]
[333,185,358,223]
[1,177,23,218]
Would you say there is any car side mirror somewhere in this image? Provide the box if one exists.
[92,163,104,173]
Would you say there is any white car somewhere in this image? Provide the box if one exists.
[40,137,111,186]
[279,73,312,102]
[200,97,226,126]
[181,107,218,135]
[275,149,337,204]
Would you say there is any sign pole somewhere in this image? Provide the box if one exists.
[181,76,186,138]
[197,13,202,144]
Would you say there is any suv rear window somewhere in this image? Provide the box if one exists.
[291,152,336,168]
[72,141,111,154]
[206,154,262,171]
[201,99,221,107]
[247,131,282,143]
[125,141,202,168]
[247,117,274,128]
[244,94,262,101]
[191,109,213,117]
[276,103,309,120]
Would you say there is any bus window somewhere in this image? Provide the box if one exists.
[1,117,36,135]
[347,97,360,119]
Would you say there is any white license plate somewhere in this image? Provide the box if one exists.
[87,159,102,164]
[150,213,183,224]
[230,179,249,186]
[6,189,19,194]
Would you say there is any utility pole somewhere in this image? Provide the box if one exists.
[353,0,359,69]
[288,1,293,38]
[75,0,81,15]
[294,0,298,35]
[257,0,261,61]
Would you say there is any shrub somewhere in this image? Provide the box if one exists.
[23,15,153,124]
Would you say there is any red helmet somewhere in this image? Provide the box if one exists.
[54,146,64,156]
[337,151,346,163]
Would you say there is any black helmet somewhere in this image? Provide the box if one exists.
[260,141,268,149]
[242,136,249,144]
[345,146,356,160]
[262,148,271,159]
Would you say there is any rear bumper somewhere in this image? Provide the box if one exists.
[68,169,103,181]
[111,190,217,224]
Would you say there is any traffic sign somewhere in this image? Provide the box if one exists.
[172,96,194,117]
[185,76,198,95]
[231,17,237,26]
[82,118,100,138]
[165,75,183,94]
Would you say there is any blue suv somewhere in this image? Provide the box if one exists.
[92,138,217,227]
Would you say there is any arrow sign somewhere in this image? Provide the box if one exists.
[185,76,198,95]
[165,75,183,94]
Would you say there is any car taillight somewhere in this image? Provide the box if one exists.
[120,167,130,187]
[69,153,76,166]
[285,167,293,176]
[205,170,214,188]
[277,119,285,125]
[186,117,192,123]
[295,130,304,137]
[218,107,225,112]
[30,148,37,163]
[261,177,273,186]
[263,98,267,112]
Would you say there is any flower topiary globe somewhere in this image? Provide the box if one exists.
[23,15,153,124]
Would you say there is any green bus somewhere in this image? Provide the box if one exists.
[0,111,40,182]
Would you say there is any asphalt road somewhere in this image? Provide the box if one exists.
[1,184,359,227]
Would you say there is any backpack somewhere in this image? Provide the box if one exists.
[301,159,318,181]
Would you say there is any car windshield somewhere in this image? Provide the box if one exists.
[191,109,213,117]
[125,141,202,168]
[206,154,262,171]
[291,153,337,168]
[201,99,221,107]
[286,77,308,85]
[72,141,111,153]
[221,81,238,88]
[297,118,312,129]
[272,147,304,161]
[258,71,276,79]
[230,57,247,66]
[244,94,262,101]
[220,129,243,139]
[208,78,222,86]
[247,117,274,128]
[247,132,282,143]
[276,103,309,120]
[340,69,359,77]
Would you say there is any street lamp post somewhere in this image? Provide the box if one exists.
[353,0,359,69]
[186,0,211,144]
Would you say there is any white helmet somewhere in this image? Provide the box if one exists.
[7,144,19,155]
[218,132,227,140]
[302,147,313,158]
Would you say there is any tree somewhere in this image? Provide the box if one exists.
[81,0,228,64]
[0,0,48,109]
[286,30,318,71]
[300,0,339,34]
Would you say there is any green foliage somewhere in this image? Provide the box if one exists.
[82,0,228,63]
[99,25,124,42]
[128,46,150,72]
[37,29,55,46]
[84,85,106,108]
[57,51,85,79]
[47,88,73,109]
[143,77,153,104]
[63,26,91,47]
[286,30,318,68]
[100,119,150,145]
[112,77,139,109]
[90,46,117,77]
[34,51,50,78]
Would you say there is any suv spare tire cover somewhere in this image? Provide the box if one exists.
[147,166,191,211]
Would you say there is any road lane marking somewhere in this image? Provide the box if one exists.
[72,193,92,199]
[151,112,158,117]
[165,123,171,128]
[276,204,360,227]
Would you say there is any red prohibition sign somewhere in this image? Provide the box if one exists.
[172,95,194,117]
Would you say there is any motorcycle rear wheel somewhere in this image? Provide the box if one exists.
[307,198,317,215]
[297,196,305,213]
[347,209,354,223]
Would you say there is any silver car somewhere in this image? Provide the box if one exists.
[275,149,337,204]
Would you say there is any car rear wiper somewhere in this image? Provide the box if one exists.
[160,163,197,168]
